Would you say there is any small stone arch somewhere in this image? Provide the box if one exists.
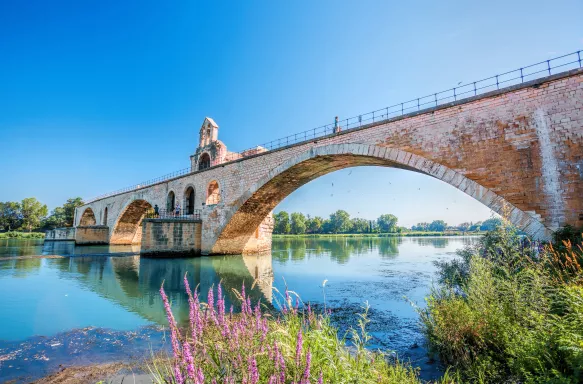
[199,153,211,170]
[102,207,108,225]
[110,199,153,245]
[79,207,97,226]
[167,190,176,212]
[184,185,196,215]
[210,143,553,255]
[206,180,221,205]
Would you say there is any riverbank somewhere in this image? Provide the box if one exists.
[0,231,45,239]
[273,231,485,238]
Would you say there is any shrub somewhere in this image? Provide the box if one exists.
[422,221,583,383]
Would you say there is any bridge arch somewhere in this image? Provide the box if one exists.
[210,143,553,255]
[79,207,97,226]
[110,199,153,245]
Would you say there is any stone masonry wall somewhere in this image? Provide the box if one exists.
[75,226,109,244]
[45,227,76,241]
[141,219,202,256]
[76,69,583,255]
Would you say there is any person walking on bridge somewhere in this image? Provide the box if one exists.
[334,116,342,133]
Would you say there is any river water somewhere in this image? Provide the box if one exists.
[0,236,478,382]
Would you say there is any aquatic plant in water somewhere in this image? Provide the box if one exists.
[149,275,420,383]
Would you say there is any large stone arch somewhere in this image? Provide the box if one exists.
[79,207,97,226]
[210,143,552,255]
[110,199,153,245]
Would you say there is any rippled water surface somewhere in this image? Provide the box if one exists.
[0,236,479,382]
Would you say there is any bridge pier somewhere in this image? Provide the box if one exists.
[75,226,109,245]
[140,219,202,257]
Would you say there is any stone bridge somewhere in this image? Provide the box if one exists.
[68,68,583,255]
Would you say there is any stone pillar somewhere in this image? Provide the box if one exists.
[75,226,109,245]
[141,219,202,257]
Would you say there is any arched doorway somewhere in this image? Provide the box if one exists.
[198,153,211,170]
[79,208,97,226]
[102,207,108,226]
[206,181,221,205]
[185,187,195,214]
[167,191,175,212]
[110,199,153,245]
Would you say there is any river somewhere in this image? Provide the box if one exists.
[0,236,479,382]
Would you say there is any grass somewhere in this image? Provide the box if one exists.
[0,231,45,239]
[419,218,583,383]
[149,277,430,384]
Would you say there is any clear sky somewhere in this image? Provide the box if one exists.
[1,0,581,227]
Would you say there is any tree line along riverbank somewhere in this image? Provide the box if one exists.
[274,209,500,236]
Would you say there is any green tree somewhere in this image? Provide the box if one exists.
[350,218,369,233]
[274,211,291,234]
[306,216,324,234]
[290,212,307,234]
[457,222,471,232]
[480,217,503,231]
[0,202,22,231]
[412,222,430,231]
[19,198,48,232]
[469,221,483,231]
[377,214,398,233]
[428,220,447,232]
[329,210,351,233]
[62,197,84,227]
[42,206,67,229]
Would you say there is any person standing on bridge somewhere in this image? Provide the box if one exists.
[175,203,181,217]
[154,204,159,218]
[334,116,342,134]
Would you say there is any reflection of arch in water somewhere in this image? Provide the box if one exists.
[62,253,274,327]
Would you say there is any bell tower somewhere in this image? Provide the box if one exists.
[199,117,219,147]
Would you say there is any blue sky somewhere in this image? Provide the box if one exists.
[1,0,581,227]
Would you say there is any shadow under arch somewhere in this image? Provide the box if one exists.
[110,199,153,245]
[79,207,97,226]
[211,144,553,255]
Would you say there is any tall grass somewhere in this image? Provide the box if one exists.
[149,276,422,383]
[420,217,583,383]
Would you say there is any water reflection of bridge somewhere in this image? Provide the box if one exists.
[4,250,274,326]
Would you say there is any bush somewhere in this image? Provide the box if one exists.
[0,231,45,239]
[421,219,583,383]
[150,277,421,383]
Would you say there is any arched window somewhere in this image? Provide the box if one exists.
[103,207,108,225]
[167,191,175,212]
[206,181,221,205]
[185,187,195,215]
[199,153,211,170]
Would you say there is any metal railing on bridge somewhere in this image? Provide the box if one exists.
[86,50,582,203]
[145,208,201,221]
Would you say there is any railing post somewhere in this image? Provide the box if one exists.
[434,93,437,106]
[473,82,476,96]
[547,60,551,75]
[496,75,499,90]
[401,103,404,115]
[520,68,524,83]
[386,107,388,119]
[578,51,582,68]
[417,98,420,111]
[453,87,456,101]
[372,111,375,122]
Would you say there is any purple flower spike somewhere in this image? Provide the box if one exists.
[183,341,195,380]
[250,357,259,384]
[303,350,312,382]
[318,370,323,384]
[295,329,303,367]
